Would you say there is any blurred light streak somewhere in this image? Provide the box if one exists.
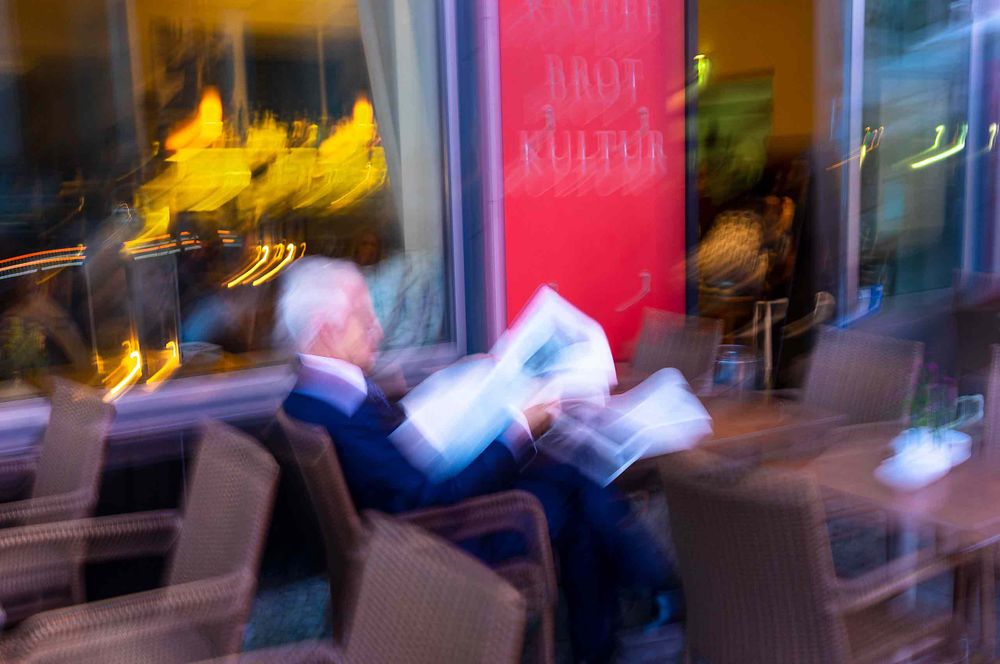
[0,246,86,266]
[179,231,202,251]
[988,123,998,152]
[132,248,181,260]
[294,95,387,210]
[217,230,240,246]
[249,243,286,282]
[694,54,711,88]
[327,162,387,211]
[123,208,172,255]
[0,246,87,279]
[103,340,142,402]
[226,244,270,288]
[869,126,884,150]
[157,150,251,212]
[164,87,224,151]
[911,123,968,169]
[145,340,180,388]
[147,93,384,218]
[252,243,297,286]
[895,124,946,168]
[826,126,883,171]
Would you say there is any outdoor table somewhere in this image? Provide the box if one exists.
[796,428,1000,657]
[618,393,846,486]
[695,393,847,458]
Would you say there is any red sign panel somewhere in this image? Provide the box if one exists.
[498,0,687,358]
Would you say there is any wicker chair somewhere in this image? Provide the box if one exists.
[0,378,115,528]
[799,326,923,427]
[659,450,967,664]
[273,410,555,664]
[342,512,526,664]
[46,513,526,664]
[0,380,114,622]
[0,421,278,662]
[627,308,723,395]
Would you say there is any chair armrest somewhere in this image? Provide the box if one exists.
[832,548,964,614]
[0,491,93,528]
[0,510,180,569]
[398,490,557,602]
[4,572,255,661]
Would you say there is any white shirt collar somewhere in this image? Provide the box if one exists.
[295,354,368,414]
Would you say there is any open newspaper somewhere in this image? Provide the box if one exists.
[392,286,711,481]
[538,369,713,486]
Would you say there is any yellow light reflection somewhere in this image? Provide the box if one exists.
[247,243,285,282]
[988,123,998,152]
[827,126,883,171]
[693,54,711,88]
[911,124,968,170]
[146,340,180,389]
[145,90,385,217]
[327,162,387,212]
[252,243,297,286]
[226,244,270,288]
[103,340,142,403]
[896,124,945,166]
[294,94,387,210]
[929,124,946,151]
[165,87,224,152]
[142,149,251,212]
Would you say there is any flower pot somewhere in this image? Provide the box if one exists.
[890,427,972,466]
[875,427,972,491]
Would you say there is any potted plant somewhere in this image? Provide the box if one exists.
[877,364,982,491]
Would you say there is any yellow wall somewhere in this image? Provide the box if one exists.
[698,0,814,141]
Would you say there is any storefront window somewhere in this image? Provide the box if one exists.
[0,0,454,397]
[857,0,974,296]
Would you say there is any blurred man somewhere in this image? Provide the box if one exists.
[278,257,676,663]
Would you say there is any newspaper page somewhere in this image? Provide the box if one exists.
[393,286,616,479]
[538,369,713,485]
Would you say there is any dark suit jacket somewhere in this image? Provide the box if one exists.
[282,385,522,514]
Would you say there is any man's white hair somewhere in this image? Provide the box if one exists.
[276,256,364,352]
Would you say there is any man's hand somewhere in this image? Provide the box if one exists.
[523,403,555,439]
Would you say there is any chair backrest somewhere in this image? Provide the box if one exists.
[30,379,115,519]
[276,410,364,639]
[802,326,923,425]
[984,345,1000,457]
[344,512,526,664]
[167,421,278,587]
[659,451,848,664]
[631,308,723,394]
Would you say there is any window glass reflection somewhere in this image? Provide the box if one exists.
[859,0,973,295]
[0,0,451,396]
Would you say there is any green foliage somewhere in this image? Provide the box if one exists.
[909,363,957,432]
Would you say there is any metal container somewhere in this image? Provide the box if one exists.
[714,344,761,393]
